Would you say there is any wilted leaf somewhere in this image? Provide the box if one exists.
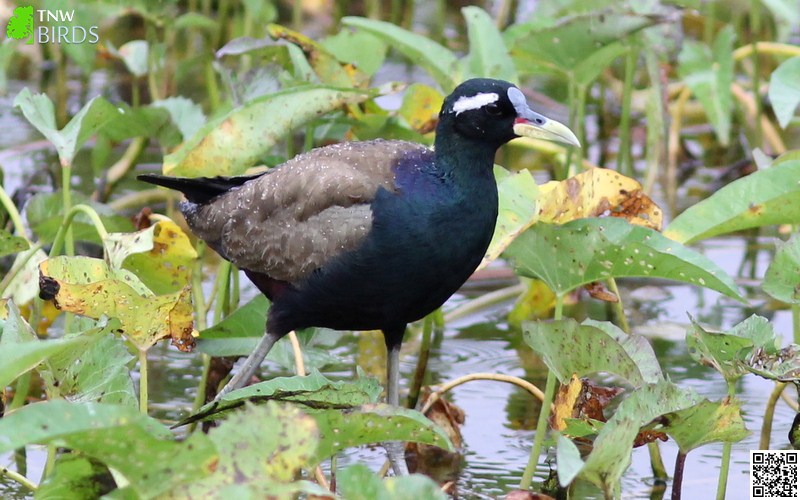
[163,85,371,176]
[659,398,749,453]
[677,26,735,145]
[39,256,195,351]
[523,318,663,387]
[106,220,198,295]
[664,158,800,244]
[506,217,742,300]
[764,234,800,304]
[538,168,662,229]
[398,83,443,135]
[768,56,800,129]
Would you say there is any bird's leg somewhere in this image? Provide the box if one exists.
[214,328,280,401]
[384,334,410,476]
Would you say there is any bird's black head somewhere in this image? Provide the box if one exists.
[438,78,580,150]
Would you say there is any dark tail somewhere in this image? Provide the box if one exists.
[137,173,263,204]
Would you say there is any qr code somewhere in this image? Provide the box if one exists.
[751,450,799,499]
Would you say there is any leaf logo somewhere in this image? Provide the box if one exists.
[6,5,35,45]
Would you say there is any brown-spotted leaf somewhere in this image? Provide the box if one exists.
[538,168,662,230]
[105,220,198,295]
[398,83,443,134]
[267,24,368,87]
[38,256,195,351]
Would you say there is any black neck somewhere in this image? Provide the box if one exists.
[433,120,499,180]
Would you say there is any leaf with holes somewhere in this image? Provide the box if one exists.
[664,157,800,244]
[523,318,663,387]
[39,256,195,352]
[505,217,742,300]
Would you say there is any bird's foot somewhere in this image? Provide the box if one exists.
[384,440,409,476]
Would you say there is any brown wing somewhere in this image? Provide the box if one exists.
[183,139,429,282]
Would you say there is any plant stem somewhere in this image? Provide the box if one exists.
[715,386,737,500]
[49,204,109,257]
[618,43,636,178]
[61,162,74,256]
[288,331,305,376]
[422,373,545,414]
[760,382,787,449]
[749,0,763,147]
[672,451,687,500]
[606,277,630,334]
[188,353,211,433]
[649,441,669,486]
[406,313,434,409]
[0,466,37,492]
[0,184,28,239]
[792,304,800,344]
[519,294,564,490]
[0,242,44,296]
[139,349,149,415]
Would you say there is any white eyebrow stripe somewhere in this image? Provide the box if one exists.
[452,92,499,115]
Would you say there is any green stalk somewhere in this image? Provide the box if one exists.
[212,260,232,324]
[0,465,37,492]
[188,353,212,433]
[61,163,74,256]
[139,349,149,415]
[406,313,434,409]
[8,372,31,412]
[192,240,208,331]
[606,277,630,334]
[0,184,27,238]
[792,304,799,344]
[618,44,636,177]
[749,0,763,146]
[715,384,737,500]
[49,204,109,257]
[519,294,564,490]
[760,382,787,449]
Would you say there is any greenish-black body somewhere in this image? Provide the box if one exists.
[274,136,499,344]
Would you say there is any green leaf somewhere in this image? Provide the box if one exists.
[322,29,388,77]
[151,96,206,140]
[0,400,216,499]
[461,6,517,83]
[177,370,382,426]
[13,88,121,165]
[163,85,371,176]
[169,402,328,499]
[765,234,800,304]
[523,318,663,386]
[664,158,800,243]
[3,247,47,305]
[36,455,115,500]
[686,318,754,382]
[342,17,459,91]
[26,191,134,245]
[505,217,743,300]
[338,464,448,500]
[660,399,749,453]
[0,229,28,257]
[312,403,454,461]
[111,40,149,77]
[768,56,800,129]
[677,26,734,145]
[480,167,540,268]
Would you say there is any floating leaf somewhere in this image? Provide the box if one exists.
[523,318,663,387]
[677,26,734,145]
[338,464,447,500]
[0,400,216,499]
[660,399,749,453]
[538,168,662,229]
[505,217,742,300]
[764,234,800,304]
[768,56,800,129]
[461,6,518,83]
[0,229,28,257]
[664,158,800,243]
[480,167,540,268]
[171,403,327,499]
[13,88,120,165]
[342,17,458,91]
[39,256,195,351]
[163,85,371,177]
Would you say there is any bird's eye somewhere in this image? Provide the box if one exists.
[485,103,503,116]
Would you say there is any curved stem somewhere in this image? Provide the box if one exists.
[0,242,44,296]
[0,184,28,239]
[0,466,37,492]
[49,204,109,257]
[421,373,545,414]
[520,294,564,490]
[760,382,787,449]
[443,283,525,323]
[732,42,800,62]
